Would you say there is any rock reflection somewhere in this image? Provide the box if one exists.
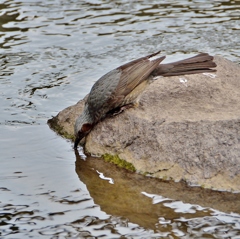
[75,150,240,236]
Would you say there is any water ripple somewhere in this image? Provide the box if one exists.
[0,0,240,238]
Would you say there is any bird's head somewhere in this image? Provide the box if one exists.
[74,113,93,149]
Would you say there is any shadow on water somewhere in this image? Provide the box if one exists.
[75,150,240,235]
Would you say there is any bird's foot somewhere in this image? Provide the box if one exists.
[109,103,138,117]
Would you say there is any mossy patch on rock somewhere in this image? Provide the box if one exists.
[103,154,136,172]
[48,117,75,141]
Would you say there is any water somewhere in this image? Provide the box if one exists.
[0,0,240,238]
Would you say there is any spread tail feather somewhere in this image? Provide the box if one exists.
[152,53,217,77]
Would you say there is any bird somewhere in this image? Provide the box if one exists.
[74,51,216,149]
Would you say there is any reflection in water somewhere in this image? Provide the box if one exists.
[0,0,240,237]
[74,150,240,238]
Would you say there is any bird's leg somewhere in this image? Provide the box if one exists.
[108,102,138,117]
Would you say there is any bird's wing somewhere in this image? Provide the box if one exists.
[113,51,165,100]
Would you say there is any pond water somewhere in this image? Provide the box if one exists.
[0,0,240,238]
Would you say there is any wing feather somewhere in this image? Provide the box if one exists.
[114,53,165,98]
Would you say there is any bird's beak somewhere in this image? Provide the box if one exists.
[74,131,85,149]
[74,123,93,149]
[74,135,81,149]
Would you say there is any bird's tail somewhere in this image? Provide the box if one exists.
[152,53,217,77]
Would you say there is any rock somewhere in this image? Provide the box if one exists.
[48,56,240,192]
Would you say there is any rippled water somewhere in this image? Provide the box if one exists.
[0,0,240,238]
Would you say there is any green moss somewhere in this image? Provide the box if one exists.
[143,172,150,176]
[103,154,136,172]
[162,175,168,180]
[47,118,74,141]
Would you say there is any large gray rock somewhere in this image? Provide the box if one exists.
[48,56,240,192]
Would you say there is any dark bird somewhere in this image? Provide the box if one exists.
[74,51,216,149]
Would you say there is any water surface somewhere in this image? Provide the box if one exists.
[0,0,240,238]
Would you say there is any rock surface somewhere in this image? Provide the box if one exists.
[48,56,240,192]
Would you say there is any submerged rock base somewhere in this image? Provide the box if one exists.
[48,56,240,192]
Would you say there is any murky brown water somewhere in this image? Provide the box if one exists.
[0,0,240,238]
